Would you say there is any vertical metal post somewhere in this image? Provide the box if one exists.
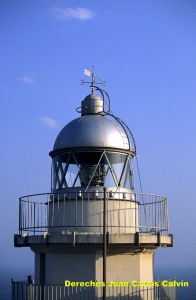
[34,202,35,235]
[28,196,30,236]
[103,187,107,300]
[11,278,14,300]
[19,199,21,235]
[27,276,33,300]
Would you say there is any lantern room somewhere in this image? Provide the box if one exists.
[49,91,136,193]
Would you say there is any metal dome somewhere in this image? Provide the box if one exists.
[52,114,131,151]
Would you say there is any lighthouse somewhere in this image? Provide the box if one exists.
[14,69,173,300]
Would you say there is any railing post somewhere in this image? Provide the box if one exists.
[103,187,107,300]
[19,199,21,235]
[34,202,35,235]
[27,276,33,300]
[11,278,14,300]
[28,196,30,236]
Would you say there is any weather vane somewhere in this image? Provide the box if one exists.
[81,66,106,93]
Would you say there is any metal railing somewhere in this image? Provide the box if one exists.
[11,280,176,300]
[18,191,169,235]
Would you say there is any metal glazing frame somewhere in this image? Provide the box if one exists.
[51,149,134,191]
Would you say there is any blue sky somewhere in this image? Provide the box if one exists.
[1,0,196,298]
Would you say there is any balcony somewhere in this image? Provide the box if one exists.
[11,279,176,300]
[17,191,169,236]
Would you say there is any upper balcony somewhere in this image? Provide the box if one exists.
[15,190,172,248]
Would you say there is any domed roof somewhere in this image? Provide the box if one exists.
[83,93,101,101]
[52,114,130,151]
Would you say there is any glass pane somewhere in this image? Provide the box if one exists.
[104,164,116,187]
[102,152,129,188]
[123,158,134,189]
[107,153,127,183]
[75,152,104,187]
[66,163,80,187]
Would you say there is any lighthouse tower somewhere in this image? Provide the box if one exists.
[14,69,173,299]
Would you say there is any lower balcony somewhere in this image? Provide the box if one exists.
[11,279,176,300]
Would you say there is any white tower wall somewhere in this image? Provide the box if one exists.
[48,198,138,234]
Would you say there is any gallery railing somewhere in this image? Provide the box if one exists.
[11,280,176,300]
[18,191,169,235]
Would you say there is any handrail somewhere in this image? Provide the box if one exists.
[11,280,176,300]
[18,191,169,236]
